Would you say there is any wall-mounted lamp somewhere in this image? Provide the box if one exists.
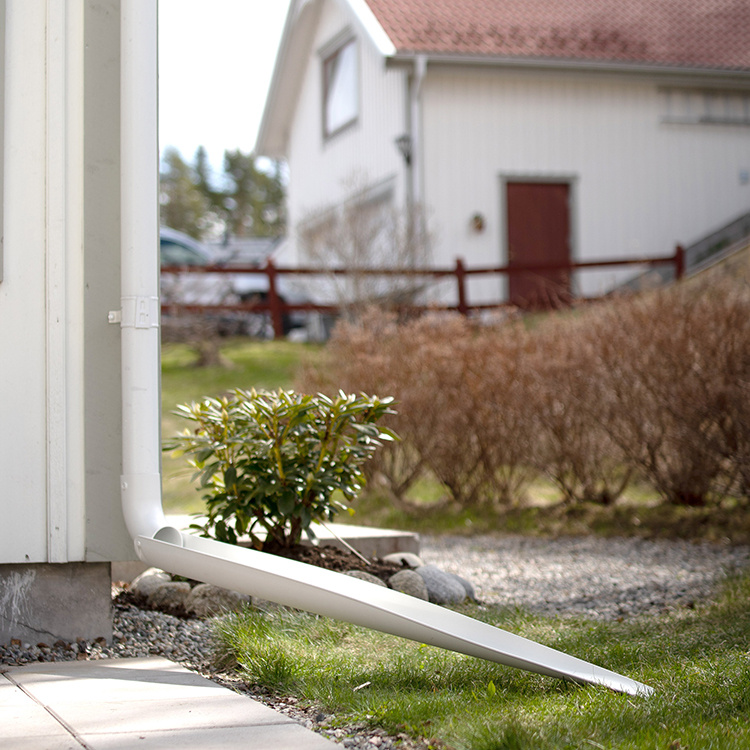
[395,133,412,166]
[471,212,485,233]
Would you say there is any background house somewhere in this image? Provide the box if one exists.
[257,0,750,309]
[0,0,141,644]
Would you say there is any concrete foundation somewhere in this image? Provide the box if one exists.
[0,562,112,646]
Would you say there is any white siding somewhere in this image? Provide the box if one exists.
[285,0,408,266]
[1,1,50,562]
[421,66,750,300]
[0,0,131,564]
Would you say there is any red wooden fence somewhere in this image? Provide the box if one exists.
[161,245,685,340]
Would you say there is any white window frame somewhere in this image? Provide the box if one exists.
[321,34,359,140]
[661,87,750,126]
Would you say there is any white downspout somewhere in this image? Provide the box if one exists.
[119,0,180,546]
[410,54,427,209]
[115,2,650,697]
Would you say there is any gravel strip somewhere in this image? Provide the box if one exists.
[420,534,750,620]
[2,535,749,748]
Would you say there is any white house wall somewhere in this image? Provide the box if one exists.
[0,0,132,565]
[1,0,50,562]
[420,65,750,301]
[285,0,408,266]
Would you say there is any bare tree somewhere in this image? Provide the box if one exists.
[298,177,432,319]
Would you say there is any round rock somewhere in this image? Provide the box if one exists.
[382,552,424,569]
[345,570,387,587]
[185,584,252,618]
[449,572,477,602]
[388,569,429,600]
[415,564,467,605]
[130,568,171,598]
[147,582,191,612]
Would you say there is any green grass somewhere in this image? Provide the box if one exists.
[340,482,750,544]
[214,572,750,749]
[160,339,322,513]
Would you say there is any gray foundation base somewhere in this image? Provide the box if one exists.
[0,562,112,646]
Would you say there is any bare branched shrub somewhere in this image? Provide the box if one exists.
[161,270,245,367]
[303,309,539,509]
[161,312,233,368]
[298,177,432,319]
[303,274,750,513]
[401,315,487,507]
[589,279,750,506]
[528,314,631,504]
[685,276,750,499]
[463,325,539,506]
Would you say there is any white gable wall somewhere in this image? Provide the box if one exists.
[419,65,750,301]
[284,0,408,265]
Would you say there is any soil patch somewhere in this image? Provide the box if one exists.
[273,543,406,582]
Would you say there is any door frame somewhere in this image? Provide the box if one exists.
[498,173,579,304]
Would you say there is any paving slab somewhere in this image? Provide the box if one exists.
[2,656,337,749]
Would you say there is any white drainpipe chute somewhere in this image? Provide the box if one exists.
[120,0,179,546]
[118,1,652,698]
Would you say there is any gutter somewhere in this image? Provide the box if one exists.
[387,51,750,85]
[118,0,651,698]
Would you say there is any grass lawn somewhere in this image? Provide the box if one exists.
[214,572,750,750]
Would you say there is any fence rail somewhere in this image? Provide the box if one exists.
[161,245,685,339]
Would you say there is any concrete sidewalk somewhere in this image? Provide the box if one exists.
[1,656,337,749]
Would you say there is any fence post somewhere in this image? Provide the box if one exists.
[455,257,468,316]
[266,259,284,340]
[674,244,685,280]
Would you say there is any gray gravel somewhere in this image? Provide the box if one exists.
[420,534,750,620]
[2,534,749,749]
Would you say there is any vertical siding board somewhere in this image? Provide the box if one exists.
[1,0,49,562]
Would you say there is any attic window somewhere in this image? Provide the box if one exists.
[661,88,750,126]
[322,37,358,139]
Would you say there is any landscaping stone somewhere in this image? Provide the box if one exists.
[448,572,477,602]
[415,564,467,605]
[185,583,252,618]
[388,569,429,600]
[130,567,171,598]
[146,582,191,612]
[382,552,424,569]
[345,570,387,587]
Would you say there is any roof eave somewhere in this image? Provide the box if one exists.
[386,51,750,86]
[348,0,396,56]
[256,1,324,158]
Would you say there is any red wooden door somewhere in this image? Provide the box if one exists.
[506,181,571,309]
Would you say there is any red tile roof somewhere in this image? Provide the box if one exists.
[365,0,750,70]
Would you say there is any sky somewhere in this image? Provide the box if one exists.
[158,0,291,177]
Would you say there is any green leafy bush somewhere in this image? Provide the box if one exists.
[165,389,396,551]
